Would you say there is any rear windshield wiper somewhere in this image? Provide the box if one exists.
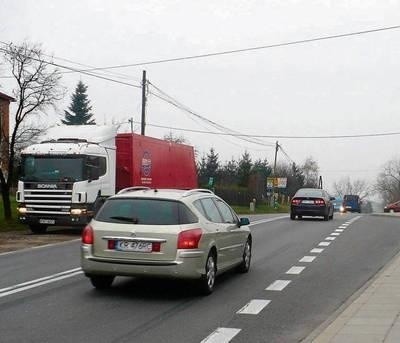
[109,216,139,223]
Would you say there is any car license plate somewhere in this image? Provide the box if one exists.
[302,200,314,204]
[39,219,55,224]
[115,240,152,252]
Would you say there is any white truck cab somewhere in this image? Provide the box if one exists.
[16,125,116,233]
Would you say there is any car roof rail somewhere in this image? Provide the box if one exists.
[117,186,151,194]
[182,188,214,197]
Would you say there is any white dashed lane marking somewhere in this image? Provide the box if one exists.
[331,233,340,236]
[286,266,306,275]
[237,299,271,315]
[325,237,336,241]
[266,280,291,291]
[319,242,331,247]
[299,256,316,263]
[311,248,324,253]
[201,328,241,343]
[335,229,344,232]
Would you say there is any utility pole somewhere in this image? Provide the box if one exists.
[271,141,279,207]
[141,70,147,135]
[318,175,323,189]
[128,117,134,133]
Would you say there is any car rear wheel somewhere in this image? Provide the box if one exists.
[89,275,115,289]
[323,214,329,221]
[199,252,216,295]
[290,213,296,220]
[237,238,251,273]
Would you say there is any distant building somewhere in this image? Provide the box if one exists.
[0,91,16,176]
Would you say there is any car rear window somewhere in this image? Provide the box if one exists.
[95,198,198,225]
[295,189,324,197]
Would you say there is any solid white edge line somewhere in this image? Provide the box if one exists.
[249,215,288,226]
[0,271,83,298]
[266,280,291,291]
[0,238,81,257]
[0,267,82,293]
[237,299,271,315]
[286,266,306,275]
[201,328,241,343]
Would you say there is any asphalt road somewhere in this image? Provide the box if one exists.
[1,213,400,343]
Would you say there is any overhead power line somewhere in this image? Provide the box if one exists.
[44,24,400,73]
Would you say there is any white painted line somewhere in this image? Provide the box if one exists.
[325,237,336,241]
[0,268,83,298]
[237,299,271,314]
[318,242,331,247]
[249,216,288,226]
[331,233,340,236]
[266,280,291,291]
[310,248,324,253]
[286,266,305,275]
[201,328,241,343]
[299,256,316,263]
[335,229,344,232]
[338,226,347,229]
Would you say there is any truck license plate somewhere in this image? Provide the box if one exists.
[39,219,55,224]
[115,240,152,252]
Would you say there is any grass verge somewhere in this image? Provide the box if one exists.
[0,196,27,231]
[232,203,289,215]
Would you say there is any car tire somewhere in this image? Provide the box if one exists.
[237,238,251,273]
[298,215,302,219]
[323,214,329,221]
[89,275,115,289]
[290,213,296,220]
[199,251,217,295]
[29,225,47,234]
[390,209,395,213]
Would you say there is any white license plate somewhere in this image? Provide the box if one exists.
[39,219,55,224]
[302,200,314,204]
[115,240,152,252]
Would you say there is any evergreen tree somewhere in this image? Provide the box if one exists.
[237,151,252,187]
[62,81,95,125]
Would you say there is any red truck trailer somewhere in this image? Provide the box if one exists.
[116,133,197,191]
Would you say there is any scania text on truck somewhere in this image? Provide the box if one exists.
[16,125,198,233]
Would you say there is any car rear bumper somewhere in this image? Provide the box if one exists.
[80,244,207,279]
[291,206,328,217]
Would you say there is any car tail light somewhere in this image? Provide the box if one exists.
[152,242,161,252]
[177,228,202,249]
[82,225,94,245]
[292,199,301,205]
[314,198,325,206]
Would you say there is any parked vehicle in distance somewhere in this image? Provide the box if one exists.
[290,188,335,221]
[342,194,361,213]
[81,188,252,295]
[384,200,400,213]
[16,125,197,233]
[333,197,343,212]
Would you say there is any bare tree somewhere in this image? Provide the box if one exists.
[301,156,319,188]
[375,157,400,204]
[163,131,188,144]
[0,42,64,220]
[333,176,370,199]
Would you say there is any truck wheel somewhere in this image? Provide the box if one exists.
[29,225,47,234]
[89,275,115,289]
[198,251,216,295]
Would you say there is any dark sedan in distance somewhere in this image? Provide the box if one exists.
[290,188,335,221]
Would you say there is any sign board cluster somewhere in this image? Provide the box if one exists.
[267,177,287,189]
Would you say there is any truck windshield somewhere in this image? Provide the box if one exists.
[21,155,84,182]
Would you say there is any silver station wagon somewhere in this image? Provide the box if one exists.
[81,188,252,294]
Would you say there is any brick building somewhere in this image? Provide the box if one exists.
[0,91,16,175]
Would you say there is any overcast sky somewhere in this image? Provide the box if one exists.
[1,0,399,196]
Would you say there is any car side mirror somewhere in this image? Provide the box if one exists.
[330,197,335,201]
[239,217,250,226]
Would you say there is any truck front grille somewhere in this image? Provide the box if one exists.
[23,189,73,215]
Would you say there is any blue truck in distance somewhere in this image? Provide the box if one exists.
[342,194,361,213]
